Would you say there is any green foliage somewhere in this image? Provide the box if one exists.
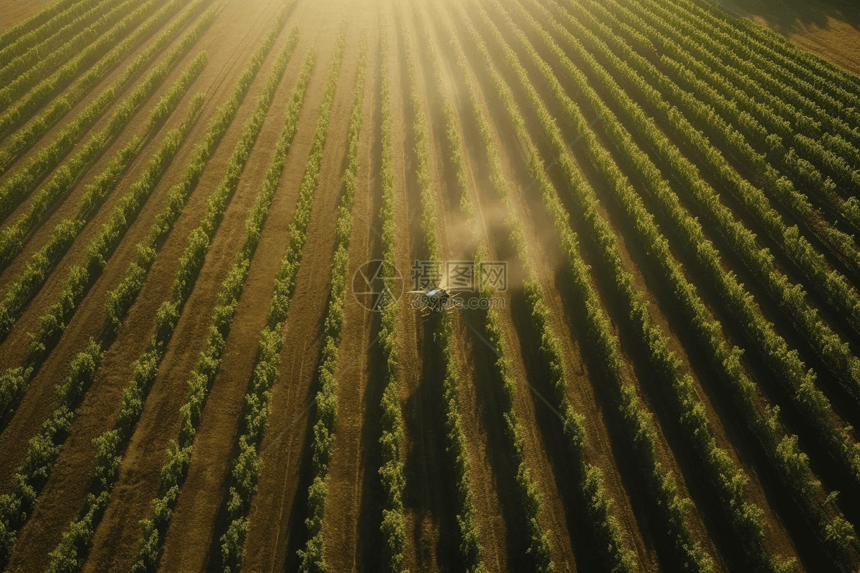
[0,0,141,88]
[0,94,203,435]
[459,3,717,570]
[0,53,207,354]
[560,0,860,493]
[0,0,212,211]
[444,12,637,571]
[0,0,184,136]
[129,33,309,573]
[0,0,80,51]
[399,20,489,572]
[375,22,408,573]
[104,16,293,336]
[537,0,857,567]
[44,13,294,573]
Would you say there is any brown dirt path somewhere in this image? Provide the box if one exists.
[409,1,587,570]
[79,9,314,572]
[317,15,382,573]
[0,0,59,31]
[0,0,299,570]
[433,3,663,571]
[505,4,804,565]
[157,13,365,573]
[449,0,735,569]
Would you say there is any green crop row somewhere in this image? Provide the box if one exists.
[375,21,407,573]
[103,16,294,335]
[553,0,860,498]
[0,94,204,572]
[220,32,347,573]
[0,0,135,86]
[634,0,860,141]
[43,14,292,573]
[663,0,860,127]
[0,0,205,214]
[0,51,206,354]
[661,54,860,227]
[1,12,289,430]
[790,135,860,201]
[458,4,716,570]
[132,38,309,573]
[445,15,635,570]
[0,20,213,272]
[678,0,860,100]
[622,0,860,272]
[297,33,365,573]
[0,0,164,125]
[0,91,204,429]
[524,0,858,567]
[0,0,80,51]
[0,0,210,175]
[420,18,474,218]
[0,0,122,81]
[491,0,784,565]
[577,0,860,406]
[403,15,500,571]
[627,0,860,153]
[532,0,859,564]
[475,244,557,572]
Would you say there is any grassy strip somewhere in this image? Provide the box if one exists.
[456,3,717,570]
[402,18,494,571]
[559,0,860,491]
[0,0,134,86]
[219,30,347,573]
[132,44,312,573]
[0,9,215,271]
[444,15,636,570]
[0,0,164,124]
[525,0,859,566]
[0,0,206,199]
[375,21,407,573]
[44,14,293,572]
[0,88,205,429]
[297,33,366,573]
[0,0,80,50]
[0,95,204,572]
